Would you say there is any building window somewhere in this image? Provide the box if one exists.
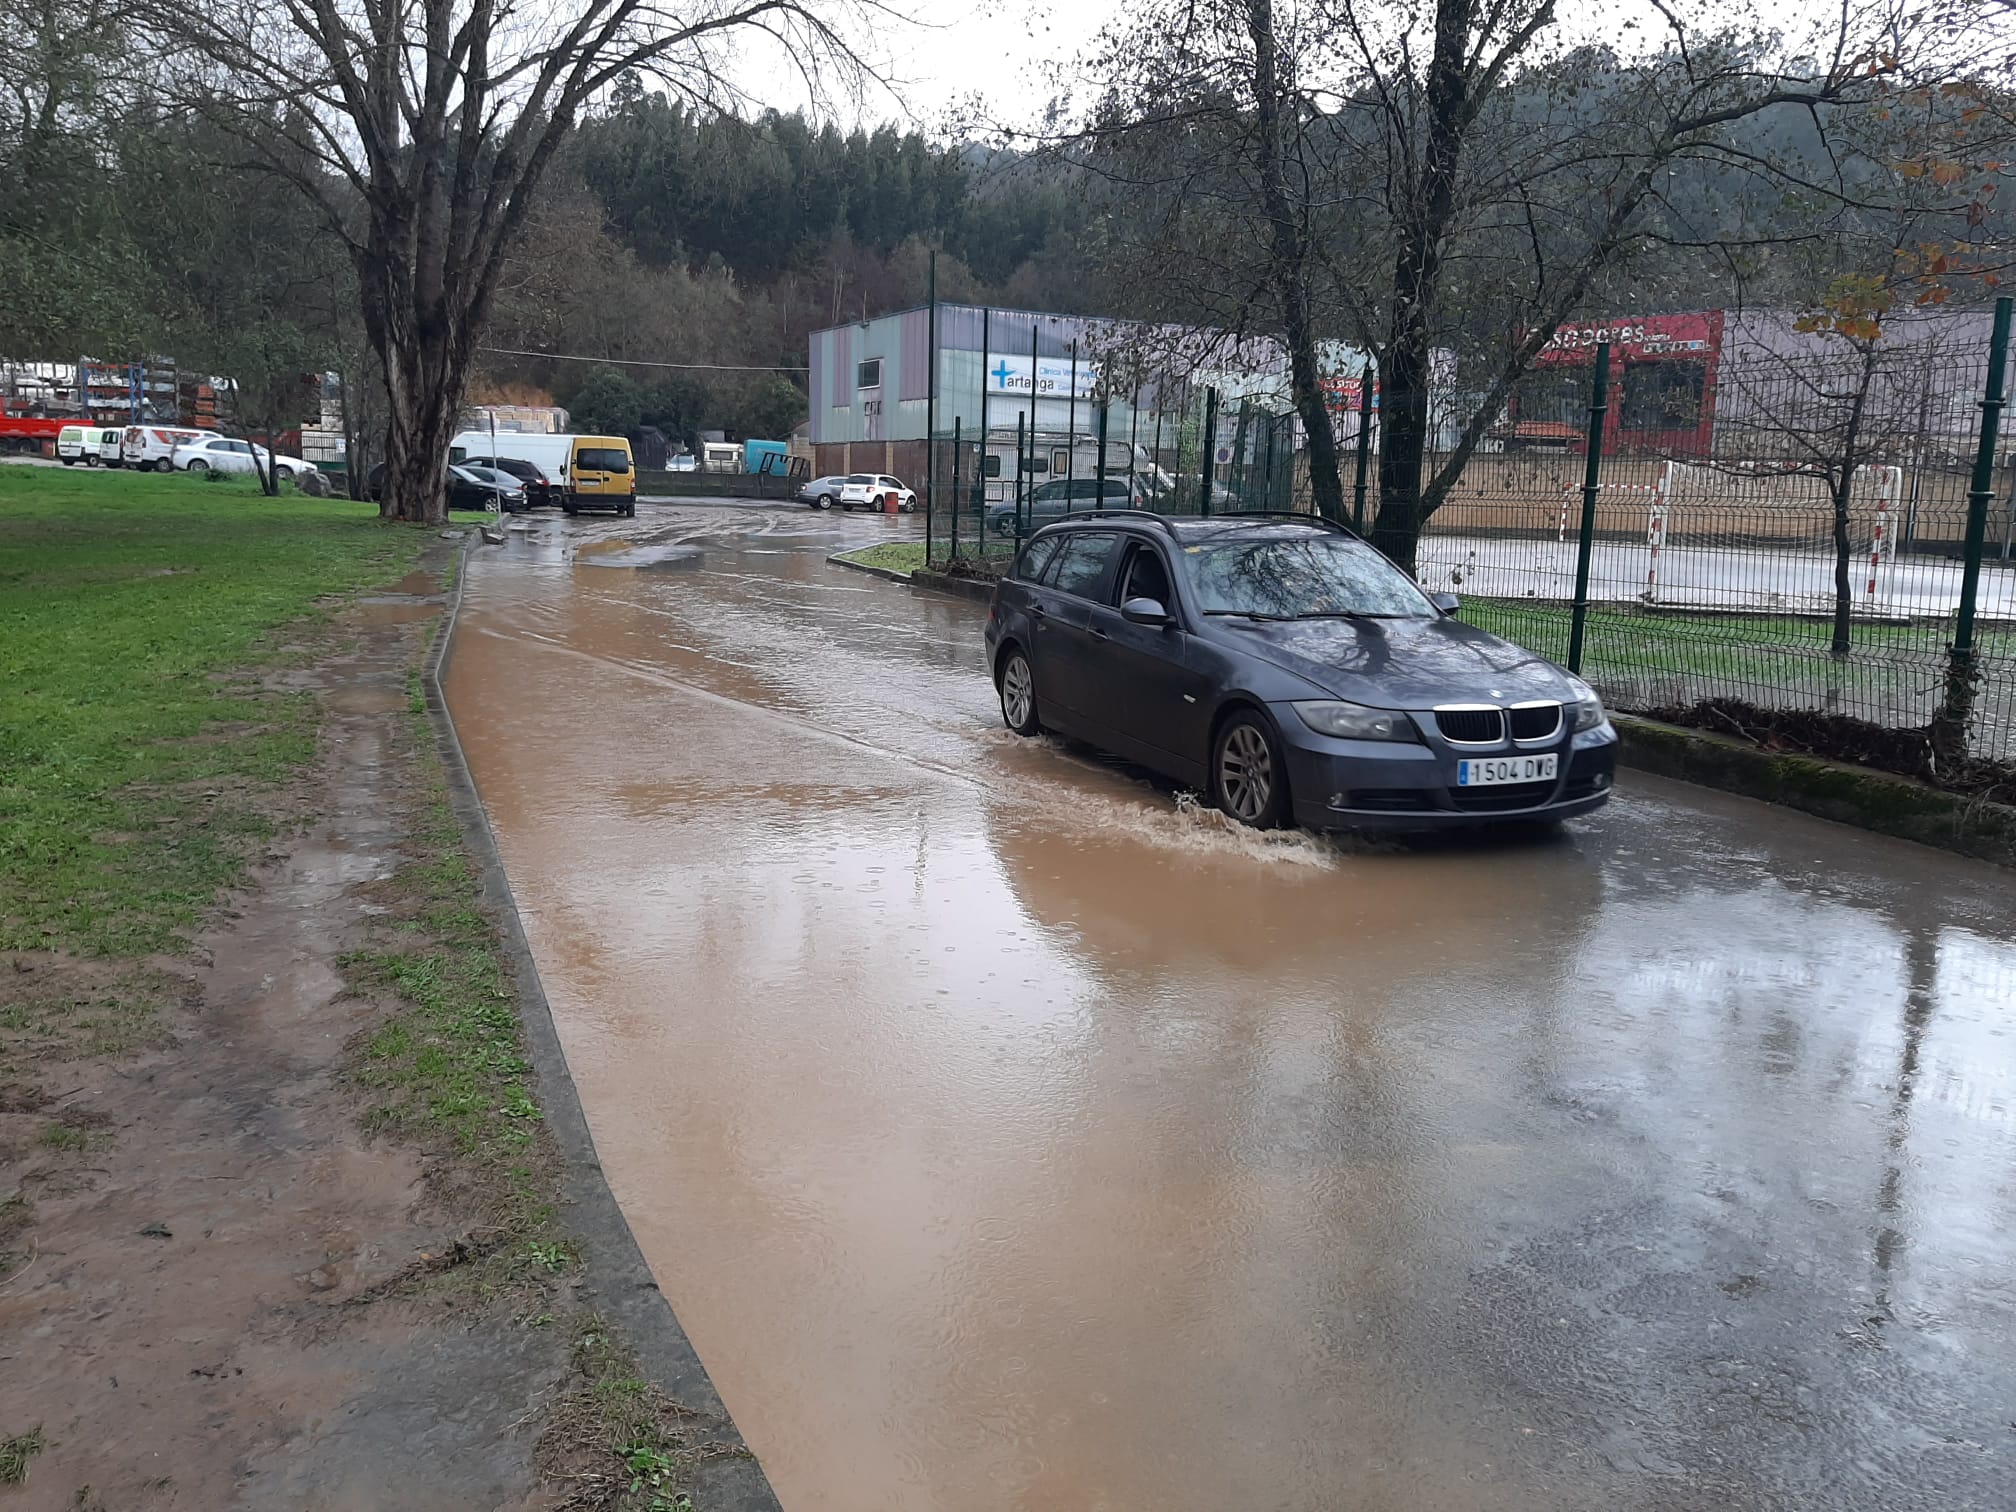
[982,454,1002,478]
[857,358,882,390]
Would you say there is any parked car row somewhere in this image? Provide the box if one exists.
[444,431,636,515]
[58,422,323,481]
[798,472,918,512]
[364,461,529,512]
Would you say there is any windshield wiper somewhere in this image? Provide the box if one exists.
[1202,608,1294,620]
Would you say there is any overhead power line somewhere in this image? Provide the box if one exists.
[478,345,808,374]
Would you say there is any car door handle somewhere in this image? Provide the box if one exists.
[1030,603,1047,619]
[1089,627,1110,642]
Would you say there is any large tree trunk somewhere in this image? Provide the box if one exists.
[1830,463,1857,657]
[379,375,462,525]
[1245,0,1346,523]
[1367,0,1473,575]
[1829,354,1879,657]
[363,248,466,526]
[1370,341,1436,572]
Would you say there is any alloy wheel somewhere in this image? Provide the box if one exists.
[1001,655,1035,732]
[1218,723,1274,824]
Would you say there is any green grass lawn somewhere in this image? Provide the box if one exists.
[1465,595,2016,748]
[0,466,418,955]
[836,541,927,575]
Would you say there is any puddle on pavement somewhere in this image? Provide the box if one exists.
[578,543,706,569]
[442,508,2016,1512]
[381,569,440,596]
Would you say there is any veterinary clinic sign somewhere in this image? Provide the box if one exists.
[985,355,1101,399]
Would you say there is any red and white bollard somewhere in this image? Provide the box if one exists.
[1644,498,1668,603]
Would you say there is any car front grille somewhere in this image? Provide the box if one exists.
[1508,702,1562,742]
[1449,779,1559,813]
[1433,707,1505,745]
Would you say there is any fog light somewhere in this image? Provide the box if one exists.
[1595,773,1610,790]
[1329,792,1351,810]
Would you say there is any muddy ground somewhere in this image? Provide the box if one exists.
[0,544,765,1510]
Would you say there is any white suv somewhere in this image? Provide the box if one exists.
[837,473,917,512]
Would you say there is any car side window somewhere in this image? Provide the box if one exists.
[1016,535,1062,583]
[1047,533,1118,599]
[1117,543,1172,606]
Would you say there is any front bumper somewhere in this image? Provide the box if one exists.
[1274,710,1619,830]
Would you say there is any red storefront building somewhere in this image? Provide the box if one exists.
[1502,311,1725,456]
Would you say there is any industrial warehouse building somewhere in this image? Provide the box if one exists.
[807,299,2001,506]
[806,303,1320,485]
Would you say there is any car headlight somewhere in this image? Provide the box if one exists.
[1291,700,1419,742]
[1566,678,1606,732]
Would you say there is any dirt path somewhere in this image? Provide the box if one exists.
[0,543,773,1511]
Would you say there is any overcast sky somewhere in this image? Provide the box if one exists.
[793,0,1936,136]
[822,0,1123,132]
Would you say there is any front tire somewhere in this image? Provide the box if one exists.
[186,459,209,474]
[998,649,1041,736]
[1213,712,1289,829]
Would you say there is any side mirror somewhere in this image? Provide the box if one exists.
[1430,592,1461,615]
[1121,596,1171,627]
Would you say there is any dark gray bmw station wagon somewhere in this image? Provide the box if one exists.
[983,512,1617,831]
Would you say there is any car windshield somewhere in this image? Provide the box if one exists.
[1182,533,1434,619]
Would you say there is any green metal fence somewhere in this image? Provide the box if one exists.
[924,386,1306,569]
[921,304,2015,770]
[1405,303,2016,769]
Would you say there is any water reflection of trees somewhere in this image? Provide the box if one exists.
[1193,539,1426,618]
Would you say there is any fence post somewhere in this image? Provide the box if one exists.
[925,250,936,568]
[1096,399,1109,502]
[1351,363,1374,532]
[1200,387,1219,517]
[1566,341,1612,675]
[1015,411,1026,542]
[1933,293,2012,765]
[950,417,962,561]
[1066,340,1079,483]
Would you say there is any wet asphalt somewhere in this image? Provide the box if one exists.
[443,502,2016,1512]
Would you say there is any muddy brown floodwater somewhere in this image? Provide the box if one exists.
[445,505,2016,1512]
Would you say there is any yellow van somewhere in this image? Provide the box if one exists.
[564,435,636,517]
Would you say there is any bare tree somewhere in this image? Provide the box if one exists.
[1067,0,1962,570]
[141,0,871,522]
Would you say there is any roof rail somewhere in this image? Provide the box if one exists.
[1054,508,1181,534]
[1205,509,1356,535]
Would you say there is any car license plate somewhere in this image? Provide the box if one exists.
[1456,754,1559,786]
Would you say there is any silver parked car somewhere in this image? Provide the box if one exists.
[798,474,851,509]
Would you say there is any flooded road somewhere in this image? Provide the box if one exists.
[443,505,2016,1511]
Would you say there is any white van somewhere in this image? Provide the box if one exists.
[123,424,222,472]
[96,428,125,465]
[57,425,102,465]
[449,430,573,499]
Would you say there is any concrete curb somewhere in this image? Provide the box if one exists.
[910,567,995,603]
[1612,713,2016,869]
[422,539,784,1512]
[824,549,915,584]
